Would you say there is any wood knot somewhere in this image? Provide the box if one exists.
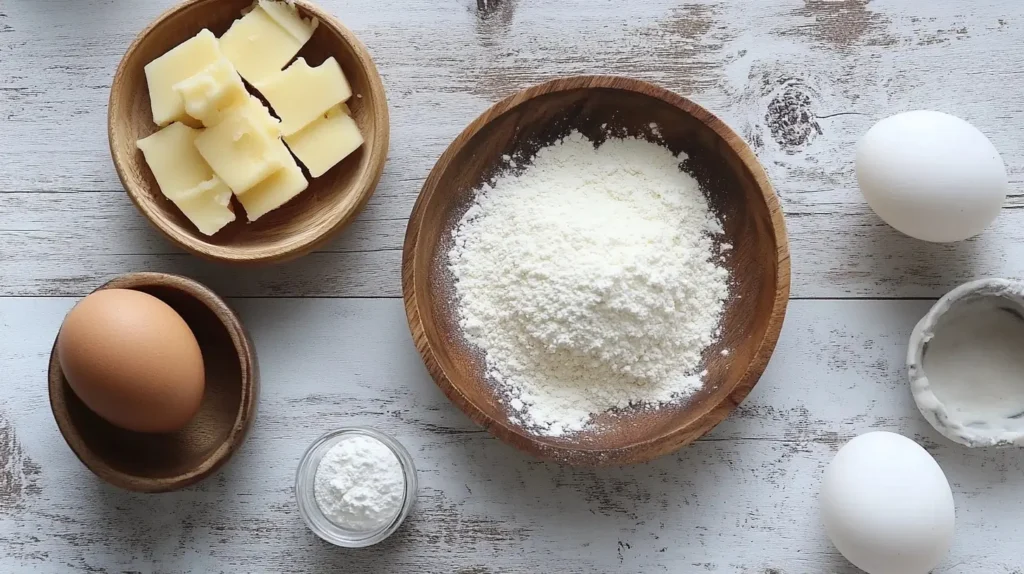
[476,0,515,20]
[764,79,822,152]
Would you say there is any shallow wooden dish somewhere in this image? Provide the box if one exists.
[109,0,389,264]
[48,272,258,492]
[403,76,790,466]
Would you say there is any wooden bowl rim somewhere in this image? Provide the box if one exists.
[108,0,390,265]
[48,272,259,492]
[402,74,791,466]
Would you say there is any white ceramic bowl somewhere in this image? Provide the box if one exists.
[908,278,1024,447]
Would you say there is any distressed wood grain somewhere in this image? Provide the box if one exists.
[1,0,1024,298]
[1,298,1022,572]
[5,191,1024,298]
[4,0,1024,572]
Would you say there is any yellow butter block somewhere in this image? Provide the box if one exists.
[236,154,308,221]
[256,57,352,136]
[136,122,213,199]
[284,105,363,178]
[173,177,236,236]
[258,0,318,41]
[194,97,289,195]
[219,1,318,85]
[144,29,222,126]
[173,58,248,127]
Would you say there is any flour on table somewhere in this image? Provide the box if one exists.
[448,131,729,437]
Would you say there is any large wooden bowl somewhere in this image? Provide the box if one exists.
[49,273,258,492]
[109,0,389,264]
[403,76,790,466]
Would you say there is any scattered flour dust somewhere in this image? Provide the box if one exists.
[448,131,730,437]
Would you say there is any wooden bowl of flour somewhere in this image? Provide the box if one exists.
[402,76,790,466]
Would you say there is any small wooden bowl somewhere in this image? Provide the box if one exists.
[109,0,389,264]
[403,76,790,466]
[48,273,258,492]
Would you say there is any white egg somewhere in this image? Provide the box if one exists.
[821,432,955,574]
[856,110,1007,242]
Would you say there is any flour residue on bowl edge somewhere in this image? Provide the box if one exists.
[909,278,1024,447]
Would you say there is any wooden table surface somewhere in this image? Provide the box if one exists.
[2,0,1023,572]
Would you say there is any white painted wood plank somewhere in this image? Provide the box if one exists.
[5,191,1024,298]
[2,298,1022,572]
[2,1,1024,298]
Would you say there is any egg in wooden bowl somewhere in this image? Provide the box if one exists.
[109,0,389,264]
[403,76,790,466]
[57,287,207,434]
[48,273,258,492]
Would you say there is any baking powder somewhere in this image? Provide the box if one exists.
[448,131,729,437]
[314,435,405,531]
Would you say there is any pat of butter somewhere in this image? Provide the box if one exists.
[284,105,363,177]
[194,97,289,194]
[219,1,318,85]
[136,124,236,235]
[256,57,352,136]
[173,177,236,235]
[236,154,308,221]
[136,122,213,198]
[173,58,248,127]
[144,29,222,126]
[258,0,318,41]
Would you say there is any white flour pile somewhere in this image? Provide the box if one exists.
[314,435,405,531]
[448,131,729,436]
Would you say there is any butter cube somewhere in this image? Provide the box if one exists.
[194,97,289,194]
[136,122,213,198]
[173,58,248,127]
[219,1,318,85]
[236,155,308,221]
[259,0,318,42]
[284,105,363,177]
[256,57,352,136]
[173,177,236,235]
[136,124,236,235]
[143,29,222,126]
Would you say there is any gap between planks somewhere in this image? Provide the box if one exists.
[0,295,941,301]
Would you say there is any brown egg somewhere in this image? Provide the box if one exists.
[57,288,205,433]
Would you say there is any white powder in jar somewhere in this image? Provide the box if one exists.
[314,435,405,531]
[448,131,729,437]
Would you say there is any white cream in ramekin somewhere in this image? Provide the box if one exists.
[908,278,1024,447]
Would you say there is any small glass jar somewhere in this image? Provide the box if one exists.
[295,427,418,547]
